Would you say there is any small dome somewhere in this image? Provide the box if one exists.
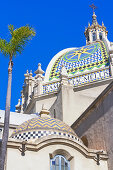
[11,117,81,142]
[12,117,75,135]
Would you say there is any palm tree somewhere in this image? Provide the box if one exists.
[0,25,36,170]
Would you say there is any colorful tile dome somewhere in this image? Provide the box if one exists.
[11,116,80,142]
[12,117,75,135]
[44,41,109,82]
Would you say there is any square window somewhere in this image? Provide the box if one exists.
[52,161,55,165]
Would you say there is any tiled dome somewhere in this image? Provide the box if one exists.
[12,117,75,135]
[11,117,81,142]
[45,41,109,82]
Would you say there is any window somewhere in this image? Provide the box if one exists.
[0,128,2,139]
[54,109,56,118]
[92,33,96,41]
[50,155,70,170]
[99,32,103,40]
[87,34,90,42]
[87,35,89,42]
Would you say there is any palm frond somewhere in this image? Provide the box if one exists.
[0,25,36,58]
[10,25,36,56]
[8,24,14,36]
[0,39,11,57]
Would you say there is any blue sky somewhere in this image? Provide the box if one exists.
[0,0,113,111]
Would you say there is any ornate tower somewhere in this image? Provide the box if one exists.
[84,11,108,45]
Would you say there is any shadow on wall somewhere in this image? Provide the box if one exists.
[81,136,88,147]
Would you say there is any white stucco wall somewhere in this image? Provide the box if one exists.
[6,143,108,170]
[62,82,110,126]
[35,95,57,113]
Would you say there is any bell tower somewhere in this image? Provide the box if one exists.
[84,4,108,45]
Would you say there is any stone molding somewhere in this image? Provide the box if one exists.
[7,135,108,162]
[49,149,73,161]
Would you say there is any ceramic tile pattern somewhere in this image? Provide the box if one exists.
[11,130,81,142]
[49,41,109,81]
[12,117,75,136]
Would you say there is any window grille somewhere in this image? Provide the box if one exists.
[50,155,70,170]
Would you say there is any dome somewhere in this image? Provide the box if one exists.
[11,116,80,142]
[44,41,109,82]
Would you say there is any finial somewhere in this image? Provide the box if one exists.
[89,4,98,25]
[89,4,97,13]
[17,99,21,105]
[24,70,29,78]
[88,22,90,27]
[60,64,68,77]
[39,104,50,117]
[15,99,21,113]
[102,21,104,27]
[34,63,44,75]
[92,11,97,25]
[29,70,33,76]
[60,64,69,85]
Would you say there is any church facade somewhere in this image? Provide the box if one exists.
[0,11,113,170]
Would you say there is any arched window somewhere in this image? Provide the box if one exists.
[99,32,103,40]
[87,33,90,42]
[50,155,70,170]
[92,33,96,41]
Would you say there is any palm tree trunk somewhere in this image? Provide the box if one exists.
[0,60,12,170]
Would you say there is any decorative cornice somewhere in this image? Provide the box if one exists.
[7,136,108,162]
